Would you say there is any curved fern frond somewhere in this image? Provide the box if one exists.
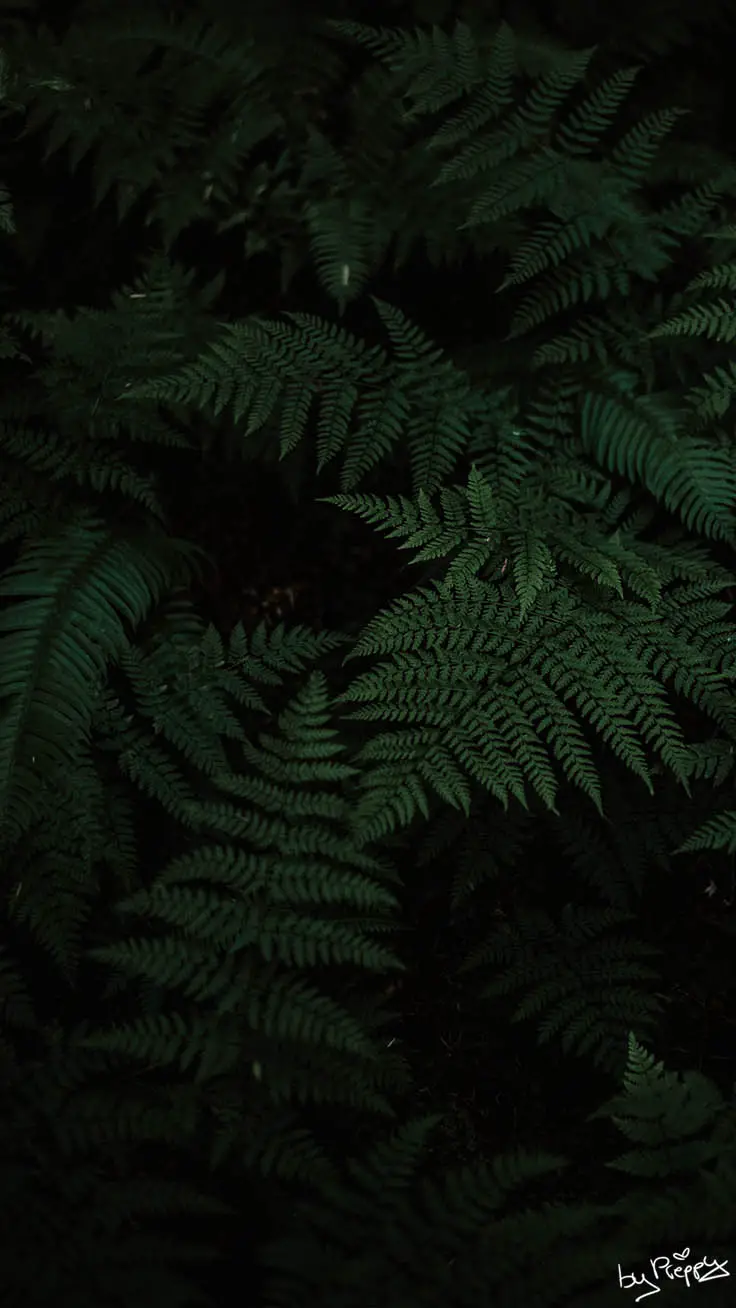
[0,512,194,844]
[82,671,406,1143]
[580,374,736,540]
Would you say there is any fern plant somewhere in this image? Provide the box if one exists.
[263,1033,736,1308]
[74,640,410,1177]
[116,20,736,847]
[0,620,409,1306]
[1,8,736,1308]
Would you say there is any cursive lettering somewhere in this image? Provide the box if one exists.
[618,1267,660,1301]
[618,1250,729,1299]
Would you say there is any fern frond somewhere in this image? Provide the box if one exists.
[580,374,736,540]
[463,904,661,1072]
[82,669,405,1136]
[0,512,193,844]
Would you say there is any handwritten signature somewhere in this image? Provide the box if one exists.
[619,1250,729,1301]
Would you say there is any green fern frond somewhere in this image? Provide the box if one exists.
[651,297,736,342]
[305,197,375,309]
[16,12,282,238]
[370,299,473,492]
[0,512,193,844]
[82,668,405,1128]
[322,470,496,581]
[592,1034,733,1197]
[580,374,736,540]
[327,20,480,120]
[554,65,641,156]
[464,905,662,1072]
[339,566,725,836]
[675,810,736,854]
[427,21,516,150]
[608,107,687,184]
[126,300,474,493]
[507,253,633,336]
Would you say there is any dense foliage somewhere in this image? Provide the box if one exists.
[1,1,736,1305]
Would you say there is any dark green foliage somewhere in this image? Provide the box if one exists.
[263,1036,736,1308]
[1,4,736,1306]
